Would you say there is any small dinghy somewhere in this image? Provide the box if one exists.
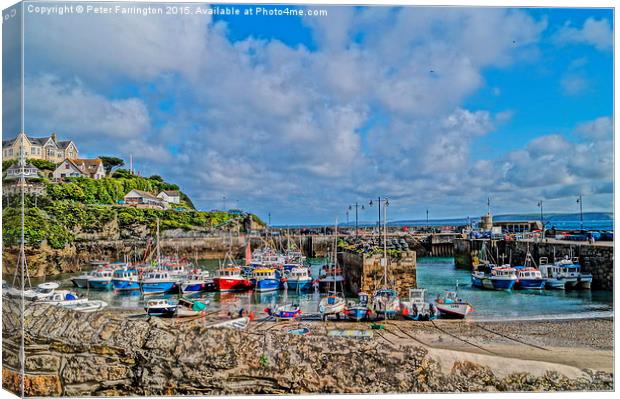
[22,282,60,301]
[345,292,370,321]
[176,297,209,317]
[144,299,177,317]
[327,329,374,340]
[36,290,88,306]
[287,327,311,335]
[205,316,250,330]
[265,303,302,321]
[60,300,108,313]
[319,291,346,320]
[435,290,473,319]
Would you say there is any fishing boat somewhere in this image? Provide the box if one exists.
[180,270,213,293]
[318,263,345,291]
[214,267,254,292]
[539,257,575,290]
[265,303,302,320]
[88,269,114,290]
[471,265,494,289]
[319,291,346,320]
[71,271,93,289]
[22,282,61,302]
[514,267,545,290]
[176,297,209,317]
[144,299,177,317]
[434,290,473,319]
[251,268,280,292]
[344,292,370,321]
[286,266,313,291]
[489,266,518,290]
[111,268,140,292]
[371,288,400,319]
[555,256,592,290]
[401,288,437,321]
[35,290,87,306]
[205,316,250,330]
[140,270,177,295]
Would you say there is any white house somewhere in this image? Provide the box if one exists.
[157,190,181,205]
[124,189,168,210]
[52,158,106,180]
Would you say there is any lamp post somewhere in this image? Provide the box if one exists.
[369,197,383,236]
[537,200,545,240]
[369,197,390,286]
[577,194,584,231]
[348,202,365,237]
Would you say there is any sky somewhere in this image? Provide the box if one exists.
[2,2,614,225]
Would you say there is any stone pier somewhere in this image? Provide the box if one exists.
[339,249,416,296]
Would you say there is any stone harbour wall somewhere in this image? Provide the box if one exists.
[340,250,416,296]
[1,300,613,396]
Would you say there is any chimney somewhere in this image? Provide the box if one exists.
[51,132,57,142]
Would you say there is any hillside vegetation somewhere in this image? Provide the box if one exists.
[2,167,262,249]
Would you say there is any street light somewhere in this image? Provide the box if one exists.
[577,194,584,231]
[348,202,365,237]
[369,197,390,286]
[537,200,545,240]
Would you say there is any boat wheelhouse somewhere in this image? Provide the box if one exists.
[286,266,313,291]
[401,288,437,320]
[489,266,518,290]
[111,268,140,291]
[88,269,114,290]
[371,287,400,319]
[514,267,545,290]
[213,267,254,292]
[140,270,177,295]
[251,268,280,292]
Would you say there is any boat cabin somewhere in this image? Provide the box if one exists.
[112,269,137,279]
[491,267,517,278]
[252,268,277,280]
[408,288,427,304]
[290,267,310,279]
[92,269,113,278]
[143,270,171,280]
[35,282,59,294]
[217,267,242,278]
[516,268,542,279]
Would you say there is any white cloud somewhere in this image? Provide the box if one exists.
[560,74,588,95]
[553,18,613,51]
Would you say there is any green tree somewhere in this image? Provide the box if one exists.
[99,156,125,175]
[28,159,58,171]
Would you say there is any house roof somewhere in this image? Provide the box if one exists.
[2,133,74,149]
[160,190,180,197]
[72,158,103,173]
[125,189,159,200]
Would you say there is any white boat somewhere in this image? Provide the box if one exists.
[319,291,346,320]
[87,269,114,290]
[205,316,250,330]
[371,287,401,319]
[180,270,213,293]
[22,282,60,301]
[435,290,473,319]
[144,299,177,317]
[401,288,437,320]
[35,290,88,306]
[61,300,108,313]
[71,271,93,289]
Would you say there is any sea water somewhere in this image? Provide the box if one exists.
[32,257,613,320]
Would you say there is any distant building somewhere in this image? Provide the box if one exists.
[480,213,493,231]
[494,220,543,233]
[124,189,168,209]
[52,158,106,180]
[2,132,78,163]
[4,162,40,180]
[157,190,181,204]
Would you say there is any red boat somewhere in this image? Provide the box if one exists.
[213,267,254,292]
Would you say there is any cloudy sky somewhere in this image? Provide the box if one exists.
[4,3,614,224]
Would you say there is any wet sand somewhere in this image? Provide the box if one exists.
[250,317,614,374]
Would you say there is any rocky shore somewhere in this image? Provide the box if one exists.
[1,299,613,396]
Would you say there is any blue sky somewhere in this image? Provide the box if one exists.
[3,3,614,224]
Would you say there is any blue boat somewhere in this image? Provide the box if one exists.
[489,266,518,290]
[140,270,177,295]
[286,266,313,291]
[471,265,495,289]
[345,292,370,321]
[111,269,140,291]
[251,268,280,292]
[88,269,114,290]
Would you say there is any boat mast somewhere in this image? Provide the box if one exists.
[383,200,388,287]
[333,219,338,293]
[156,217,161,266]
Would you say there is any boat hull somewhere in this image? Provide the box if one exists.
[88,280,112,290]
[181,282,208,293]
[545,278,566,289]
[490,278,517,290]
[287,279,313,291]
[112,279,140,291]
[71,277,89,289]
[254,279,280,292]
[516,279,546,290]
[345,306,369,321]
[145,306,177,317]
[214,277,254,292]
[435,303,472,319]
[140,281,176,295]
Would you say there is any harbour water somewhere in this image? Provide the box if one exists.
[31,257,613,320]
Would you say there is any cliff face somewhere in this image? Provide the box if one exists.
[1,300,613,396]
